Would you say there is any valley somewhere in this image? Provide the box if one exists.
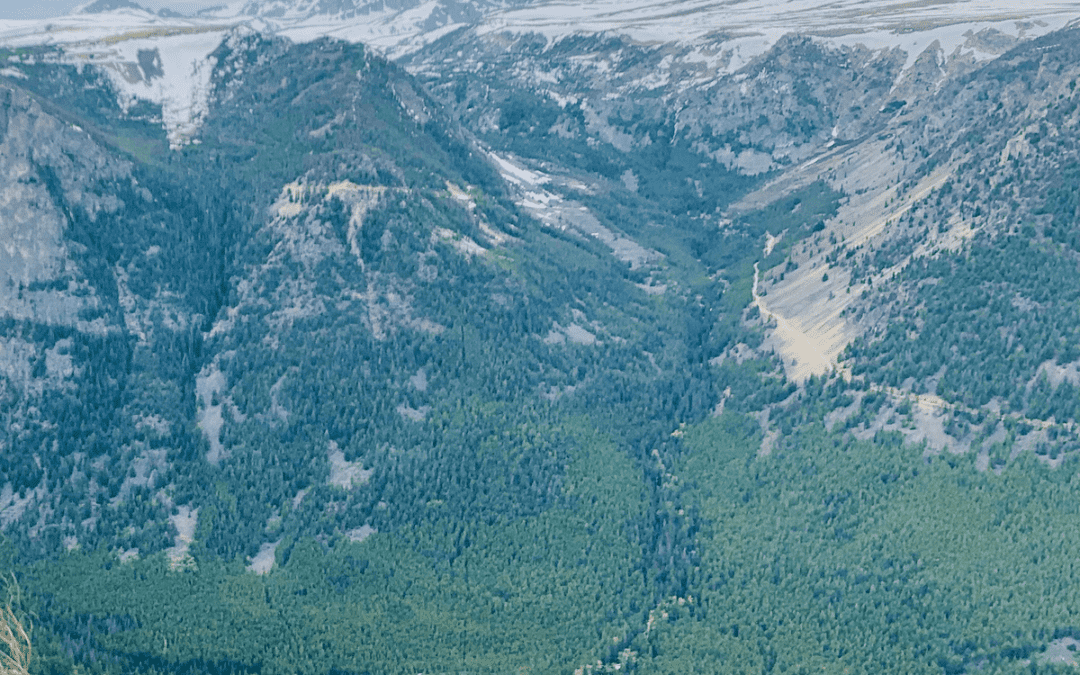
[2,1,1080,674]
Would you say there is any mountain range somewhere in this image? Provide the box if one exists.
[4,1,1080,673]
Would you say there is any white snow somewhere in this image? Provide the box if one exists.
[481,0,1076,46]
[94,31,224,148]
[486,152,659,267]
[477,1,1078,79]
[0,10,235,148]
[488,152,551,188]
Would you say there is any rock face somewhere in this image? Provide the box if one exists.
[0,62,228,556]
[0,84,128,329]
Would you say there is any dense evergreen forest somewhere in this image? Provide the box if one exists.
[3,20,1080,675]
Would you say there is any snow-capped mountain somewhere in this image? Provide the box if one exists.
[1,0,1076,148]
[483,0,1079,74]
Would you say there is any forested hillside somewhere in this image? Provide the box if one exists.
[0,30,747,675]
[3,12,1080,675]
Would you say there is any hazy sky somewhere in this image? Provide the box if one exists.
[0,0,225,20]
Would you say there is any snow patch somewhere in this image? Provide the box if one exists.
[492,154,659,269]
[0,12,234,149]
[93,30,224,148]
[481,0,1074,79]
[488,152,550,188]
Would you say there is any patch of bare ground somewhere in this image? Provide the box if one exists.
[752,409,780,457]
[1033,358,1080,388]
[327,442,373,489]
[195,364,227,465]
[1037,638,1080,666]
[710,342,756,367]
[904,393,968,456]
[247,540,281,575]
[396,403,431,421]
[711,386,732,417]
[166,506,198,571]
[544,321,598,346]
[736,129,1080,463]
[758,428,780,457]
[823,373,1080,471]
[737,118,974,384]
[751,260,842,382]
[408,368,428,391]
[0,483,40,529]
[1014,425,1048,451]
[848,393,970,455]
[345,525,376,543]
[824,390,863,432]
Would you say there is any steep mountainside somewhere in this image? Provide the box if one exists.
[0,28,737,675]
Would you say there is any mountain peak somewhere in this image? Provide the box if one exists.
[74,0,150,13]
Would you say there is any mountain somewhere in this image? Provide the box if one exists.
[237,0,513,23]
[0,27,722,675]
[5,2,1080,674]
[75,0,149,13]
